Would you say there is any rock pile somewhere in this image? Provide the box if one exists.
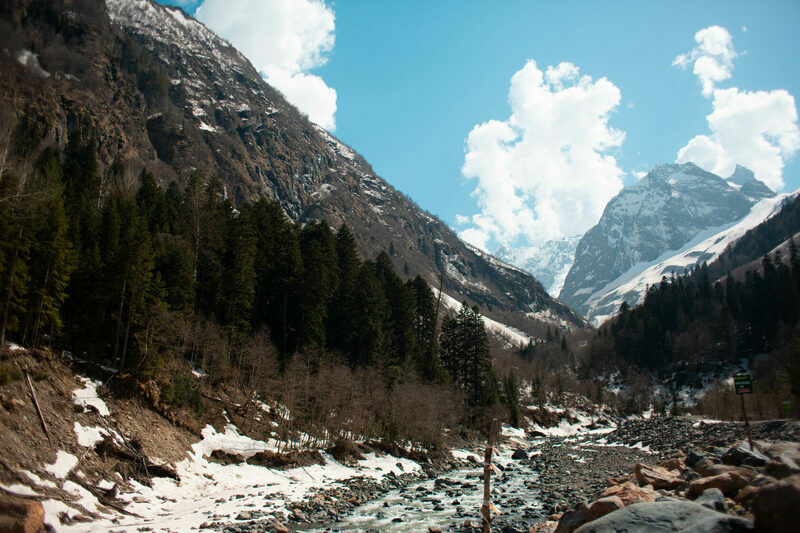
[551,438,800,533]
[603,417,800,456]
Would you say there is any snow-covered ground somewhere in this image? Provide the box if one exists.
[30,421,422,532]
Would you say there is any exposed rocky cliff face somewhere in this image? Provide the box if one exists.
[0,0,584,331]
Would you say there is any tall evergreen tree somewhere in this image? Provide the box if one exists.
[409,275,446,383]
[298,220,338,349]
[21,149,74,346]
[327,224,360,354]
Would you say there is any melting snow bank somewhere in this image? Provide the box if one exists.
[52,424,424,532]
[72,377,110,417]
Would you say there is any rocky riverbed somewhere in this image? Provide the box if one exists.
[215,416,799,533]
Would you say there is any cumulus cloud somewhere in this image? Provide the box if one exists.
[677,88,800,189]
[196,0,337,130]
[457,60,625,251]
[674,26,800,190]
[673,25,737,97]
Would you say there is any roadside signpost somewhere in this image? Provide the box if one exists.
[733,374,754,450]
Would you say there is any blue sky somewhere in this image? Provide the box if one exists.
[158,0,800,251]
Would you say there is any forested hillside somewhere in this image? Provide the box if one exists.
[0,121,514,445]
[699,193,800,283]
[569,241,800,416]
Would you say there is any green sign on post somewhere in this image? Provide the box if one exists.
[733,374,755,450]
[734,374,753,395]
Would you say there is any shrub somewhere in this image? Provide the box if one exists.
[0,363,23,385]
[161,375,204,414]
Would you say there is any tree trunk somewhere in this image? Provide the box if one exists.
[114,278,127,360]
[0,227,23,348]
[31,259,52,347]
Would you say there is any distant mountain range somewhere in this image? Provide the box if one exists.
[494,237,581,297]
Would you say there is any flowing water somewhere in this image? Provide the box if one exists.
[304,445,546,532]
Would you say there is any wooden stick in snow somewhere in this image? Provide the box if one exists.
[481,418,498,533]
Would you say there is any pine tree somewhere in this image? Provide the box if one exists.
[0,168,32,347]
[297,220,338,349]
[327,224,360,354]
[219,207,257,332]
[351,261,388,366]
[409,275,446,383]
[373,251,416,370]
[440,302,492,410]
[22,149,74,346]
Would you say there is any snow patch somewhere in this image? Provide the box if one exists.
[16,50,50,77]
[20,469,57,489]
[73,422,108,448]
[72,377,110,416]
[0,483,38,497]
[45,451,78,480]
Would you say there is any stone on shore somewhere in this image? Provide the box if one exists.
[599,481,657,506]
[752,474,800,533]
[573,501,753,532]
[633,463,684,490]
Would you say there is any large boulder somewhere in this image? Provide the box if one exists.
[554,502,589,533]
[574,501,753,532]
[752,474,800,533]
[687,471,751,498]
[633,463,684,490]
[512,448,528,460]
[599,481,657,506]
[0,495,44,533]
[695,458,734,477]
[659,456,686,473]
[722,442,769,468]
[586,496,625,522]
[759,441,800,478]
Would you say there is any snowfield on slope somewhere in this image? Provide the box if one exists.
[433,288,534,347]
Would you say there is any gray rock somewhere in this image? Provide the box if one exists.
[695,488,728,512]
[574,501,753,532]
[723,443,769,467]
[512,448,528,460]
[686,451,706,469]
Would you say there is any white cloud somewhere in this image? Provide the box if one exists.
[677,88,800,189]
[196,0,337,130]
[674,26,800,190]
[457,60,625,251]
[673,25,737,97]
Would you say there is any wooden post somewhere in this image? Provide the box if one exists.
[481,418,498,533]
[740,394,753,451]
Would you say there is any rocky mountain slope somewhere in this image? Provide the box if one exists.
[0,0,584,331]
[559,162,778,323]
